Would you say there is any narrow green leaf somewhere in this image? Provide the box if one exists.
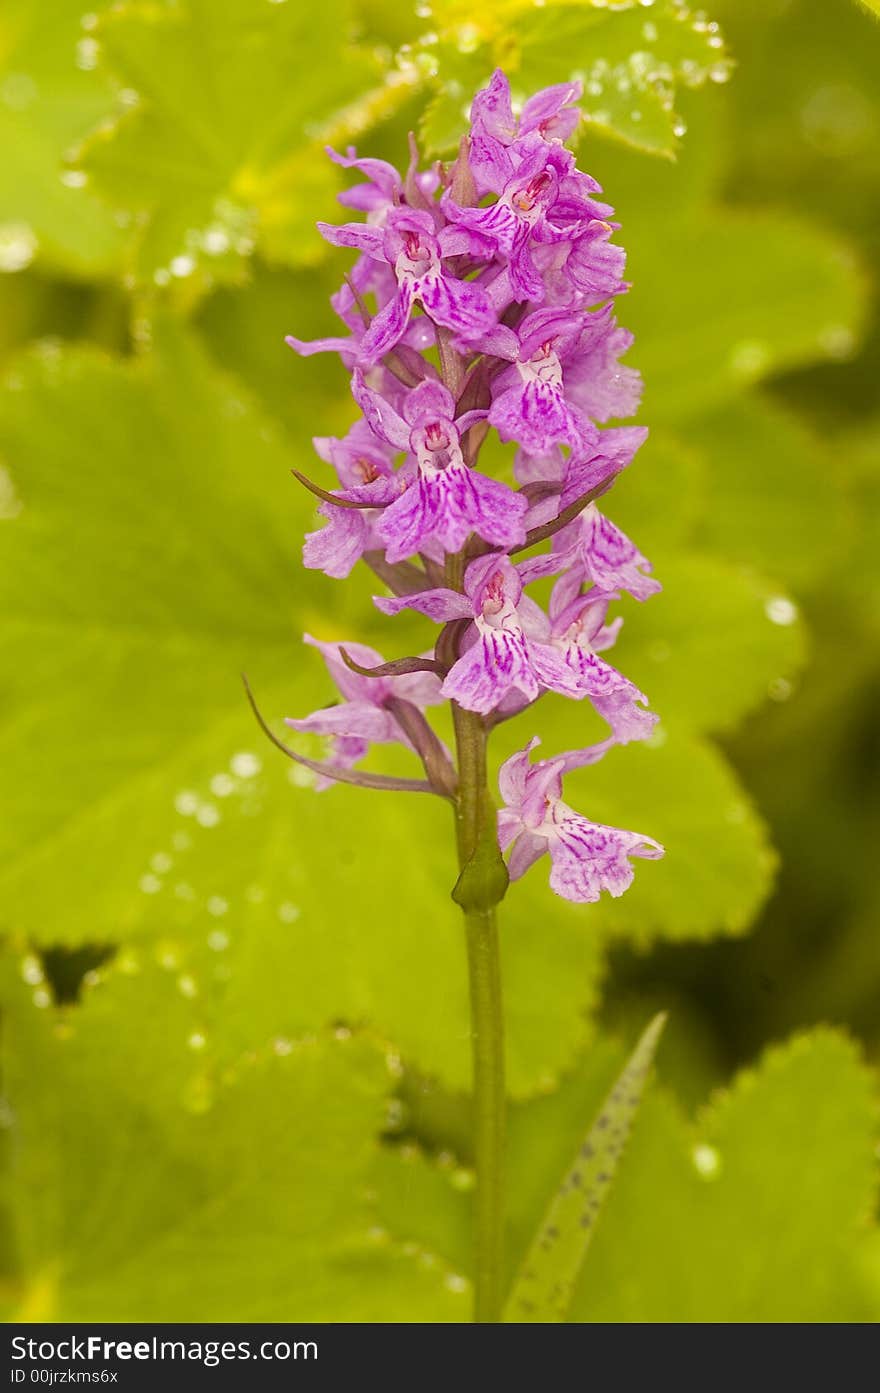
[503,1012,667,1322]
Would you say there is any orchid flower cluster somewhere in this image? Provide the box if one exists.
[282,70,664,905]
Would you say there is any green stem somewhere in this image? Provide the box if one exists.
[451,702,508,1323]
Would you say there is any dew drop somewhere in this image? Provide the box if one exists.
[455,23,480,54]
[174,790,199,817]
[196,803,221,828]
[174,882,196,902]
[21,955,44,986]
[1,74,38,110]
[385,1098,405,1129]
[765,596,798,627]
[729,339,769,379]
[230,751,262,779]
[32,988,51,1009]
[206,895,229,917]
[76,37,99,70]
[692,1143,721,1179]
[444,1273,468,1293]
[170,254,196,278]
[0,223,37,273]
[177,974,198,999]
[273,1037,293,1056]
[188,1031,207,1051]
[287,764,315,788]
[0,466,22,519]
[151,852,173,873]
[60,169,88,188]
[139,874,162,895]
[819,324,855,360]
[768,676,793,703]
[202,227,231,256]
[207,929,230,952]
[278,901,300,924]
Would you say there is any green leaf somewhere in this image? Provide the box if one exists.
[503,1012,666,1322]
[560,88,867,421]
[612,554,807,734]
[77,0,388,285]
[569,1029,880,1321]
[612,400,852,596]
[679,395,852,593]
[0,1,123,277]
[0,327,603,1097]
[627,211,867,422]
[373,1028,880,1322]
[0,949,468,1321]
[414,0,732,159]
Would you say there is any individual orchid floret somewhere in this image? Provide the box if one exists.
[353,375,528,561]
[547,584,658,743]
[285,635,444,788]
[484,325,594,458]
[552,503,661,602]
[497,738,664,903]
[532,223,628,305]
[468,69,582,191]
[375,554,580,715]
[560,425,649,510]
[327,146,404,215]
[318,206,496,364]
[302,421,402,579]
[485,304,642,455]
[445,140,595,303]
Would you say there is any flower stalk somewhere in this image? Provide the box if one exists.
[451,701,508,1320]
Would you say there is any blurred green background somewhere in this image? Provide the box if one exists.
[0,0,878,1321]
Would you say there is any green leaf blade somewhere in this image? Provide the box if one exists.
[503,1012,667,1322]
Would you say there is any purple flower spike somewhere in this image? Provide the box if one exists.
[497,738,664,903]
[285,635,444,787]
[277,70,664,912]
